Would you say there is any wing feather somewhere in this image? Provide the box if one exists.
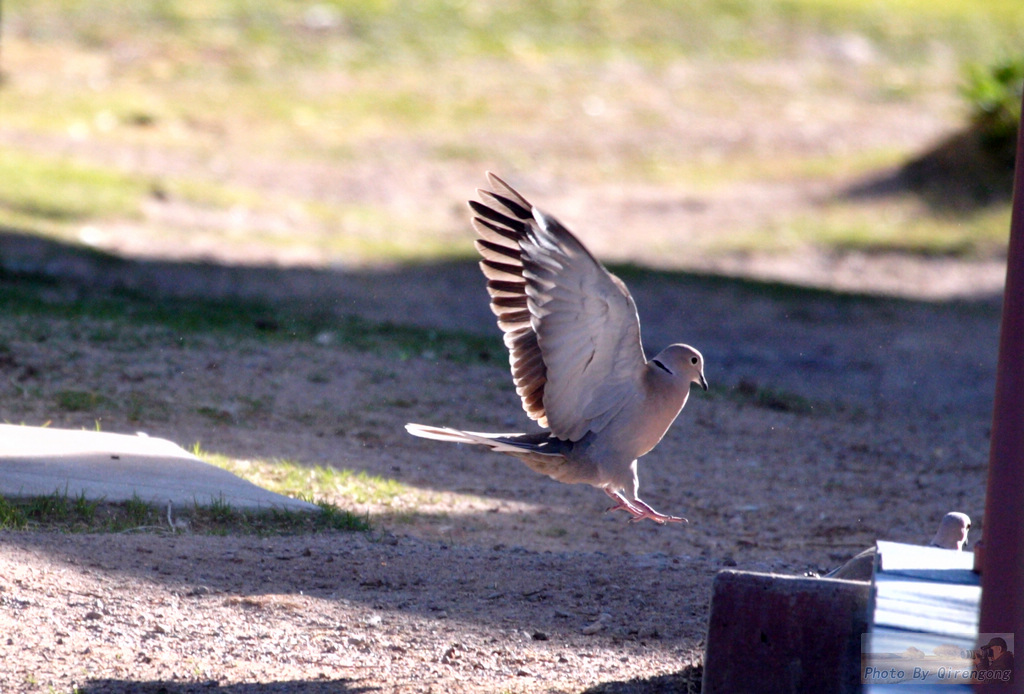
[468,172,646,441]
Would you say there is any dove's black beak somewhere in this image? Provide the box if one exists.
[698,374,708,392]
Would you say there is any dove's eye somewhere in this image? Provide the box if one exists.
[690,357,699,365]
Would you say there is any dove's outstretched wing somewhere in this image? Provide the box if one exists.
[470,172,647,442]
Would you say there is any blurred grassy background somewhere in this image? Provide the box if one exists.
[2,0,1023,268]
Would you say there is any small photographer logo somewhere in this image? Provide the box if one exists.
[972,635,1015,683]
[861,633,1014,684]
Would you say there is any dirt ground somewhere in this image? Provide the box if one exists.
[0,233,1003,694]
[0,54,1010,694]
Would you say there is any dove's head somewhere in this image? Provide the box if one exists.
[930,511,971,550]
[652,344,708,392]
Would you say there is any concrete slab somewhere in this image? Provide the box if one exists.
[0,424,317,512]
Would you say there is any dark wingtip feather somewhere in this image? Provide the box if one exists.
[480,190,532,220]
[485,172,532,208]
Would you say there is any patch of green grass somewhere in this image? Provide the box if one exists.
[0,135,469,268]
[3,0,1021,271]
[73,490,100,518]
[811,207,1011,256]
[54,389,109,412]
[196,445,411,507]
[0,150,150,224]
[0,489,369,534]
[324,469,409,505]
[0,272,501,365]
[157,175,473,264]
[781,0,1024,51]
[24,489,74,522]
[331,315,501,364]
[194,405,235,424]
[0,496,29,529]
[122,493,161,527]
[6,0,1023,158]
[704,199,1012,257]
[14,0,1024,65]
[726,380,829,415]
[181,495,369,535]
[382,397,417,409]
[961,54,1024,165]
[646,147,912,191]
[124,391,171,423]
[164,176,273,212]
[6,487,145,531]
[314,499,372,532]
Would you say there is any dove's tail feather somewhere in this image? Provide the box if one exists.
[406,423,589,484]
[405,423,559,455]
[404,423,512,446]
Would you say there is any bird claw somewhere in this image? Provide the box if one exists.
[605,501,641,518]
[604,490,687,525]
[628,511,687,525]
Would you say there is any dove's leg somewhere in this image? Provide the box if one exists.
[627,497,688,525]
[603,489,686,524]
[604,488,647,520]
[604,465,688,524]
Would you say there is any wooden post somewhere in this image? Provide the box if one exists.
[976,89,1024,692]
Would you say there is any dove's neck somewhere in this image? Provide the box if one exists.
[631,365,692,456]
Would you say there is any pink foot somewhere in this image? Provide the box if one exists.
[603,489,687,525]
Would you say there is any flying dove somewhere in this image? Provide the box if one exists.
[406,173,707,524]
[824,511,971,580]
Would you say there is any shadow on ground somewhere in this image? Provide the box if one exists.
[1,529,713,643]
[582,664,703,693]
[844,124,1015,213]
[81,667,705,693]
[0,225,1003,422]
[81,679,377,694]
